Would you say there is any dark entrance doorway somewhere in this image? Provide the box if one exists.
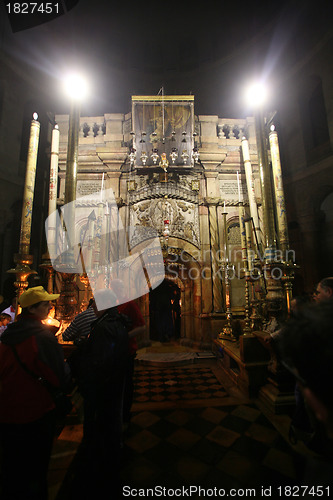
[149,279,181,341]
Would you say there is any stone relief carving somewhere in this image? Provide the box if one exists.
[130,198,200,248]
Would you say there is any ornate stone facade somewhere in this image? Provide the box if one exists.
[55,99,260,345]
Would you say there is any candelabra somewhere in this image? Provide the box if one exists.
[218,210,237,342]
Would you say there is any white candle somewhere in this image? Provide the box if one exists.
[241,136,262,249]
[100,172,105,200]
[48,124,60,256]
[237,171,241,202]
[20,113,40,255]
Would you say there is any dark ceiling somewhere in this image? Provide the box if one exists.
[0,0,331,117]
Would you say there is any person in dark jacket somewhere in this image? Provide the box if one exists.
[0,286,70,500]
[73,289,129,497]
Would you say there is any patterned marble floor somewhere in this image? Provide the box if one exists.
[50,360,325,500]
[133,365,228,404]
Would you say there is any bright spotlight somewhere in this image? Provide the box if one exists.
[245,82,268,108]
[63,73,89,101]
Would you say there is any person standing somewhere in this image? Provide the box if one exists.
[109,279,145,427]
[62,299,96,342]
[0,286,70,500]
[73,289,129,496]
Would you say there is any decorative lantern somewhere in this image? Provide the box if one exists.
[169,147,178,164]
[151,148,159,165]
[181,149,189,165]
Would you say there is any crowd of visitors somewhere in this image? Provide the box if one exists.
[0,276,333,497]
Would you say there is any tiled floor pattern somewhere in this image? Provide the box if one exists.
[120,403,306,493]
[52,362,310,499]
[133,365,228,404]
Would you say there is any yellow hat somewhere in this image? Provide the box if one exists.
[19,286,60,308]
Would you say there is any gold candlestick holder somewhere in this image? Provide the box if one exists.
[39,252,55,294]
[7,253,37,316]
[218,262,237,342]
[218,210,237,342]
[281,260,298,317]
[78,273,92,312]
[243,271,253,335]
[55,269,78,322]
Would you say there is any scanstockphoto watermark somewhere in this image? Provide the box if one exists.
[166,248,296,282]
[167,248,296,267]
[166,262,292,282]
[122,485,258,497]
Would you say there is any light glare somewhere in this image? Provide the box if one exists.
[246,82,267,108]
[63,73,88,100]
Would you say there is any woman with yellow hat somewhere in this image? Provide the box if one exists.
[0,286,71,500]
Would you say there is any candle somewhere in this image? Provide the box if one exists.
[269,125,289,255]
[47,124,60,257]
[245,218,253,271]
[100,172,105,201]
[241,136,262,249]
[19,113,40,255]
[238,205,248,263]
[224,201,226,212]
[237,171,241,202]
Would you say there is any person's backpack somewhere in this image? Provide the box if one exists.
[69,308,130,397]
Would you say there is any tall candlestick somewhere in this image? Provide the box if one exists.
[86,210,96,273]
[219,210,235,341]
[241,136,262,251]
[254,108,276,259]
[19,113,40,256]
[64,100,80,262]
[223,211,229,264]
[100,172,105,201]
[237,171,241,202]
[245,218,254,271]
[269,125,289,256]
[8,113,40,312]
[93,201,104,272]
[47,124,60,258]
[238,205,248,263]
